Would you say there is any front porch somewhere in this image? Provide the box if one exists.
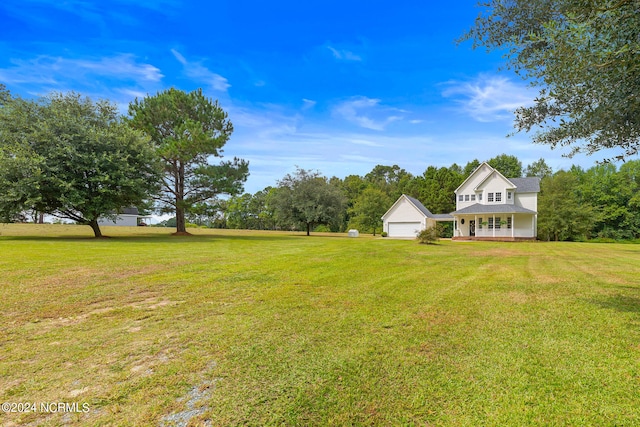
[453,213,537,240]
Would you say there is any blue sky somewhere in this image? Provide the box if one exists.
[0,0,626,194]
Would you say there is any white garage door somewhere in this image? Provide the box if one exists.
[388,222,422,237]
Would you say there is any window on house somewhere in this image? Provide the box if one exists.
[471,195,476,201]
[458,195,463,202]
[488,193,494,202]
[495,217,501,230]
[478,217,483,229]
[465,195,469,201]
[495,192,502,202]
[479,194,483,201]
[507,217,512,229]
[488,217,493,229]
[507,192,512,200]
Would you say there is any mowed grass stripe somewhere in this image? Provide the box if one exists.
[1,225,639,426]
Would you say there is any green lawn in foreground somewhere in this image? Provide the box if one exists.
[1,224,639,426]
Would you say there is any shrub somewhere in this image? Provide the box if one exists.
[416,225,442,244]
[381,232,388,237]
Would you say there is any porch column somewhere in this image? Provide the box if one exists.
[511,213,514,238]
[492,214,495,238]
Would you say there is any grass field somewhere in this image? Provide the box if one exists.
[1,224,639,426]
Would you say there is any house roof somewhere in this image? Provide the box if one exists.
[454,162,492,193]
[431,214,455,221]
[382,194,454,220]
[121,207,139,215]
[404,195,432,217]
[452,203,537,215]
[454,162,541,194]
[508,177,540,193]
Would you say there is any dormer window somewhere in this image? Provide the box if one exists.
[507,192,512,200]
[478,194,482,201]
[495,192,502,202]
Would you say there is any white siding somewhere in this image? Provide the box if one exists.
[476,173,515,206]
[515,192,537,212]
[455,163,494,210]
[383,197,428,237]
[98,214,138,227]
[453,163,539,239]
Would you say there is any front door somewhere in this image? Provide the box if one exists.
[469,220,475,237]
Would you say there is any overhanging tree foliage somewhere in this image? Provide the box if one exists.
[461,0,640,160]
[128,88,249,234]
[0,91,161,237]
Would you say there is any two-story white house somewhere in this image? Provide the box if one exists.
[451,162,540,241]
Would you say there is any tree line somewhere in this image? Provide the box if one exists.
[188,155,640,241]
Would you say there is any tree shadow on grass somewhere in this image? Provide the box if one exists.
[0,232,302,243]
[588,293,640,314]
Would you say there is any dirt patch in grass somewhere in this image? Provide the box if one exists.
[506,290,529,304]
[414,309,464,328]
[129,297,184,310]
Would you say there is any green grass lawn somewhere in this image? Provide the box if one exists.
[1,224,639,426]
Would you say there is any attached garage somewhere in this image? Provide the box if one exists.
[387,222,422,238]
[382,194,453,238]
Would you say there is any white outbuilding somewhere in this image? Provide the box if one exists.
[382,194,453,238]
[98,207,150,227]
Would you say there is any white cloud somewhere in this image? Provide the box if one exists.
[116,88,148,100]
[80,55,162,82]
[441,75,536,122]
[327,46,362,61]
[170,48,188,65]
[302,98,317,110]
[332,96,403,131]
[0,54,163,86]
[170,49,230,92]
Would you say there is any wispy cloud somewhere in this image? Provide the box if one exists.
[332,96,403,131]
[302,98,316,110]
[170,48,230,92]
[327,46,362,61]
[441,75,535,122]
[0,54,163,86]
